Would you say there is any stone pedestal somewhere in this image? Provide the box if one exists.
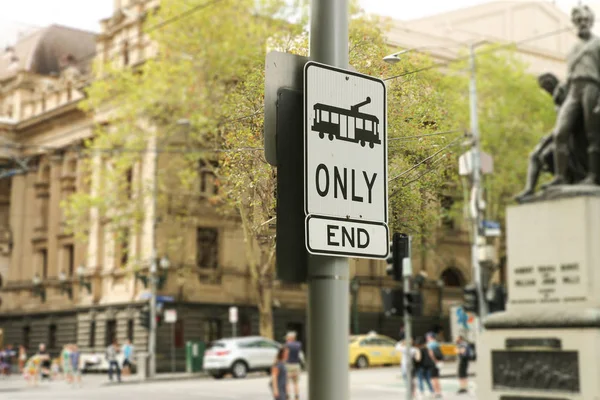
[477,193,600,400]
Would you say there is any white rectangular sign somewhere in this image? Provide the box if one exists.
[306,215,388,257]
[304,61,389,258]
[229,306,238,324]
[164,309,177,323]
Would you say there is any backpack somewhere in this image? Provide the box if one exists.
[432,346,444,361]
[466,343,476,361]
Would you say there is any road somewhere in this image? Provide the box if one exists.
[0,367,477,399]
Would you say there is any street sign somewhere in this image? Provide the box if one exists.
[229,306,238,324]
[164,309,177,323]
[304,61,388,258]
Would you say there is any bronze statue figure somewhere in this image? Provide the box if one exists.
[545,5,600,188]
[514,74,586,202]
[516,5,599,202]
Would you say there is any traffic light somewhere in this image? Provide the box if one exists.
[386,233,409,281]
[486,284,506,313]
[140,308,150,329]
[404,291,423,317]
[463,283,479,314]
[380,288,403,317]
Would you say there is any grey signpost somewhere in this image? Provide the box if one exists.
[305,2,388,399]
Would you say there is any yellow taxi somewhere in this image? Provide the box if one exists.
[349,332,401,368]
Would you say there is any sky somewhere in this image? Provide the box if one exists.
[0,0,597,47]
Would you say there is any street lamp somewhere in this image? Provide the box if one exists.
[59,270,73,299]
[32,273,46,302]
[436,279,445,323]
[77,265,92,294]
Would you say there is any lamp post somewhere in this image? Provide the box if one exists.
[436,279,445,324]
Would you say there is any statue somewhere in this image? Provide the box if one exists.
[544,5,600,188]
[515,4,597,202]
[514,74,586,202]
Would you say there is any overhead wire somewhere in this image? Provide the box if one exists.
[388,129,463,142]
[388,135,466,183]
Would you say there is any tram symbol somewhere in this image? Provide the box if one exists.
[311,97,381,148]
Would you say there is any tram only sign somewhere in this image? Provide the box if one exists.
[304,62,389,259]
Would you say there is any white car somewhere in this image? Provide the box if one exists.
[203,336,304,379]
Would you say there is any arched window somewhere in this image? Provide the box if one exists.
[440,267,465,287]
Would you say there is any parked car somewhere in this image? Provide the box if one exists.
[348,332,401,368]
[203,336,304,379]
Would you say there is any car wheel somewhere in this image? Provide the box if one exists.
[231,361,248,379]
[211,372,225,379]
[355,355,369,369]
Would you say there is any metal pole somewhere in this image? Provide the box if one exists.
[171,322,175,373]
[232,322,237,338]
[149,134,159,376]
[468,44,488,331]
[403,237,413,400]
[308,2,349,400]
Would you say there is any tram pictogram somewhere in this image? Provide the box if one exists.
[311,97,381,148]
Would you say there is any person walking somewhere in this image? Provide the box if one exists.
[37,343,51,381]
[61,344,72,383]
[271,347,288,400]
[456,336,471,394]
[106,339,121,383]
[396,338,418,398]
[121,339,135,376]
[414,337,435,399]
[70,344,82,387]
[18,345,27,374]
[284,331,302,400]
[426,332,443,398]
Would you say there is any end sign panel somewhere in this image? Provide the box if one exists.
[304,62,389,259]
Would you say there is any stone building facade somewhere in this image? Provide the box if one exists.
[0,0,575,369]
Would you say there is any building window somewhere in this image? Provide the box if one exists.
[127,319,134,342]
[199,160,218,195]
[196,228,218,269]
[125,167,133,198]
[39,249,48,279]
[48,324,57,349]
[23,326,30,350]
[119,228,129,267]
[105,319,117,346]
[89,321,96,348]
[203,319,222,343]
[64,244,75,277]
[441,267,465,287]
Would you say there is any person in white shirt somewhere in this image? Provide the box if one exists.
[396,339,419,398]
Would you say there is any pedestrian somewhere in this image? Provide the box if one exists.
[18,345,27,374]
[426,332,443,398]
[456,335,471,394]
[37,343,51,381]
[284,331,302,400]
[270,347,288,400]
[395,338,418,398]
[61,344,72,383]
[121,339,135,376]
[414,337,435,399]
[70,344,82,387]
[106,339,121,383]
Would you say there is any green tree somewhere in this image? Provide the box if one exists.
[63,0,469,336]
[446,47,556,227]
